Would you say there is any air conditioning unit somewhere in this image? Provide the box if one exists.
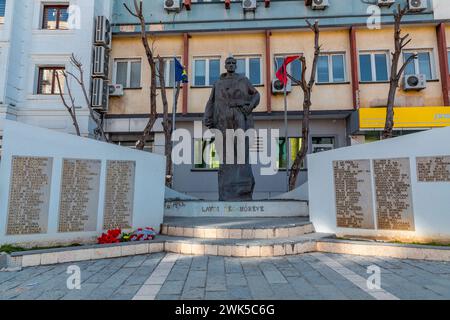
[92,78,109,110]
[242,0,257,12]
[94,16,111,47]
[377,0,395,7]
[403,74,427,91]
[408,0,427,12]
[164,0,181,12]
[92,46,109,78]
[109,84,124,97]
[311,0,329,10]
[272,79,292,94]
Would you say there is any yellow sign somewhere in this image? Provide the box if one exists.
[359,107,450,129]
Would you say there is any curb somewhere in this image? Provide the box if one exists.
[316,239,450,262]
[4,237,450,270]
[0,253,7,269]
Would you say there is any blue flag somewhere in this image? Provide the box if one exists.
[174,58,188,83]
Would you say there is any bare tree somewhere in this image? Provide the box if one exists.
[156,55,179,187]
[123,0,158,150]
[287,20,321,191]
[56,54,108,141]
[56,70,81,136]
[382,4,417,139]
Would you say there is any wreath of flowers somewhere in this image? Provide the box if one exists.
[97,227,156,244]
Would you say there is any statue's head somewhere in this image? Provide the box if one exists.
[225,57,237,74]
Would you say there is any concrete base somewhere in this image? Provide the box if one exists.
[161,217,314,239]
[164,200,309,218]
[8,234,450,268]
[0,253,7,269]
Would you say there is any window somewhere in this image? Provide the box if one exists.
[114,59,141,89]
[359,52,389,82]
[403,51,433,80]
[0,0,6,21]
[277,137,304,170]
[235,56,262,85]
[317,53,346,83]
[194,138,220,170]
[156,58,182,88]
[311,137,335,153]
[194,58,221,86]
[448,50,450,74]
[42,5,69,30]
[274,55,302,81]
[37,67,65,95]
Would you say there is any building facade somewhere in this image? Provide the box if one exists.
[0,0,113,147]
[105,0,450,199]
[0,0,449,200]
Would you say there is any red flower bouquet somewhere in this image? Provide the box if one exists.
[97,229,122,244]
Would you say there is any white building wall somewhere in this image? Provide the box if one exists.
[0,0,113,138]
[433,0,450,20]
[0,0,16,120]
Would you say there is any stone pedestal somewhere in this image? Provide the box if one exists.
[164,200,308,218]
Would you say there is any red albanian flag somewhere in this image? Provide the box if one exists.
[276,55,301,85]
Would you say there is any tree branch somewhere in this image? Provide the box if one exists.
[66,53,109,142]
[396,53,417,80]
[56,70,81,136]
[123,0,159,151]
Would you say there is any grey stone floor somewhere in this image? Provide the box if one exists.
[1,252,450,300]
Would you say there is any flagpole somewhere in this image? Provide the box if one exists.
[172,56,177,187]
[172,57,177,137]
[283,79,289,192]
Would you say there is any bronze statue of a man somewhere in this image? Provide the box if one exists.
[203,56,261,201]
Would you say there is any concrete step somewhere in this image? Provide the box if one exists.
[161,217,314,240]
[159,232,332,257]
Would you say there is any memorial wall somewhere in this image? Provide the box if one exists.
[309,126,450,242]
[0,121,166,246]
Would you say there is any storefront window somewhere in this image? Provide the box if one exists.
[363,130,422,143]
[311,137,335,153]
[194,138,220,170]
[277,137,304,170]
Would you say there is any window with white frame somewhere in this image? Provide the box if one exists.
[194,57,221,86]
[114,59,141,89]
[235,56,262,85]
[403,50,434,80]
[317,53,346,83]
[359,51,389,82]
[155,57,182,88]
[274,55,302,81]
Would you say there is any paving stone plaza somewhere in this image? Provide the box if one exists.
[2,252,450,300]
